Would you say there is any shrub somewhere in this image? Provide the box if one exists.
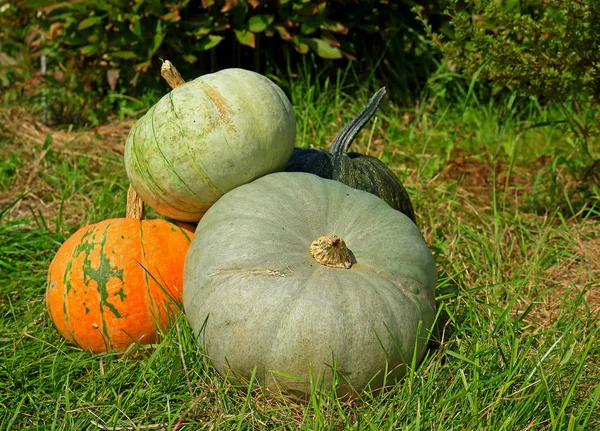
[0,1,40,101]
[416,0,600,215]
[417,0,600,148]
[2,0,445,125]
[418,0,600,101]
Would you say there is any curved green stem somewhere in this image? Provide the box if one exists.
[329,87,387,157]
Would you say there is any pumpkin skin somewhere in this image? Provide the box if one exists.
[124,68,296,222]
[46,219,193,354]
[285,88,416,223]
[183,172,436,398]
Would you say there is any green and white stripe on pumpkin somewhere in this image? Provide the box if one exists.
[124,68,296,222]
[46,217,193,354]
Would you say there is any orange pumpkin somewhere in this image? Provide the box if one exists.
[46,188,194,354]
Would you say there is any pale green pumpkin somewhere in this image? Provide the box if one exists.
[124,68,296,222]
[183,172,437,399]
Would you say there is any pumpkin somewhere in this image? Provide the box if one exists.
[183,172,436,398]
[285,88,416,223]
[124,67,296,222]
[46,189,194,354]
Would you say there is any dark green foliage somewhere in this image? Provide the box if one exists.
[286,88,416,223]
[418,0,600,101]
[1,0,445,126]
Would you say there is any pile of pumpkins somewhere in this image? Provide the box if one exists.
[46,62,437,399]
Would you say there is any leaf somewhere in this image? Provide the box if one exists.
[110,51,138,59]
[38,1,82,13]
[230,1,248,28]
[234,29,255,48]
[293,36,309,54]
[130,20,143,39]
[337,38,356,61]
[48,22,64,39]
[135,60,151,73]
[275,25,293,41]
[221,0,239,13]
[0,52,17,67]
[299,5,325,35]
[179,55,196,64]
[201,0,215,7]
[306,38,342,59]
[42,133,53,150]
[190,24,213,37]
[300,19,321,35]
[321,31,340,47]
[151,32,166,54]
[80,45,99,55]
[248,14,273,33]
[161,8,181,22]
[197,35,223,51]
[148,21,166,58]
[322,19,348,34]
[78,16,103,31]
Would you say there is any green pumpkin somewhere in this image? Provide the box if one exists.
[285,88,416,223]
[183,172,436,399]
[124,68,296,222]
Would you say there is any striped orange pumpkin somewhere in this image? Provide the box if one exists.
[46,216,194,354]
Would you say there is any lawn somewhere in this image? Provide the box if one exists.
[1,70,599,430]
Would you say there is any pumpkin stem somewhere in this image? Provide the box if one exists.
[310,235,352,269]
[161,60,186,89]
[329,87,386,157]
[125,185,145,220]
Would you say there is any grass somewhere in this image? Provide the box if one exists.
[0,67,599,430]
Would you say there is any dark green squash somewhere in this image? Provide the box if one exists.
[285,88,416,224]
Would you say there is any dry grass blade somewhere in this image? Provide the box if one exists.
[0,106,132,155]
[0,106,132,224]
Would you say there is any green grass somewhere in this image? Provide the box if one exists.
[0,69,599,430]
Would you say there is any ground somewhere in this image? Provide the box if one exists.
[0,100,598,429]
